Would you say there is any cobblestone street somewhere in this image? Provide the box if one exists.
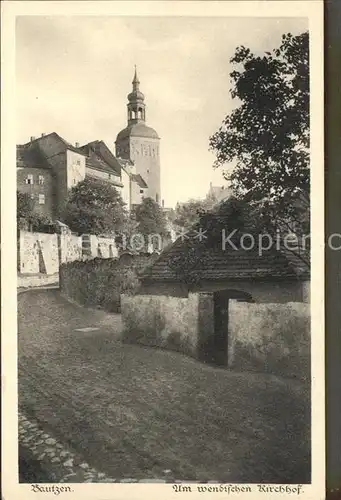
[18,289,311,483]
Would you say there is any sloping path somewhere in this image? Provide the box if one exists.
[18,289,311,483]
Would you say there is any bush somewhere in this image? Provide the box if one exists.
[60,258,141,313]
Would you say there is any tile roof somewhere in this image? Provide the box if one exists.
[85,156,118,176]
[116,123,159,141]
[132,173,148,188]
[16,145,51,169]
[80,140,122,176]
[117,158,134,168]
[20,133,88,156]
[140,230,310,283]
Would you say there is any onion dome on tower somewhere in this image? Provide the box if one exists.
[116,66,159,142]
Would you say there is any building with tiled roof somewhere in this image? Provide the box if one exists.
[139,206,310,303]
[207,182,233,205]
[17,132,130,219]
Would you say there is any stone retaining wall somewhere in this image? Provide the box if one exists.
[228,300,310,380]
[18,230,119,275]
[18,273,59,289]
[121,293,213,359]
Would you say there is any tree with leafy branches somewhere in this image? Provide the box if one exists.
[173,198,213,231]
[61,177,128,236]
[209,31,310,255]
[132,197,168,251]
[134,197,168,237]
[17,190,52,231]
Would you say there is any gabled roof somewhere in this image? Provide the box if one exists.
[16,144,51,170]
[141,235,309,283]
[140,200,310,285]
[132,173,148,188]
[85,157,123,188]
[20,132,88,156]
[85,156,117,176]
[79,140,122,176]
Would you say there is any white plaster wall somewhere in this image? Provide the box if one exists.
[66,150,86,189]
[19,231,59,275]
[120,168,131,210]
[121,293,200,356]
[228,300,311,379]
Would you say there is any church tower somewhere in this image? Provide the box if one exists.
[115,68,161,204]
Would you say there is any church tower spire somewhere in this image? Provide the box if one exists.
[127,66,145,125]
[116,68,161,206]
[132,65,140,91]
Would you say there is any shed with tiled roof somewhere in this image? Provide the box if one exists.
[139,228,310,303]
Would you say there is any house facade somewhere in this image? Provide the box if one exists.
[17,68,164,221]
[17,132,148,220]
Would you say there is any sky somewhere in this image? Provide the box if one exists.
[16,15,308,207]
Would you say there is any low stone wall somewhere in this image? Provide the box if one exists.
[60,232,82,263]
[18,273,59,289]
[18,230,119,276]
[228,301,310,380]
[18,231,59,275]
[121,293,202,358]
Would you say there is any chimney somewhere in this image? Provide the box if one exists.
[75,142,79,148]
[30,136,36,142]
[41,133,45,137]
[162,199,165,208]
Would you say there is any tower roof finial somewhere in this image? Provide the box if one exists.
[132,65,140,89]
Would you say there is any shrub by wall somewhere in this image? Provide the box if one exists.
[228,301,311,381]
[59,258,141,313]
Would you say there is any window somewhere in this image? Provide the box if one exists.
[38,175,44,185]
[30,193,35,200]
[25,174,33,185]
[140,189,144,194]
[38,194,45,205]
[76,160,81,166]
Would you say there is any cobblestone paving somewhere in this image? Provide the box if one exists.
[18,289,311,484]
[19,412,176,483]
